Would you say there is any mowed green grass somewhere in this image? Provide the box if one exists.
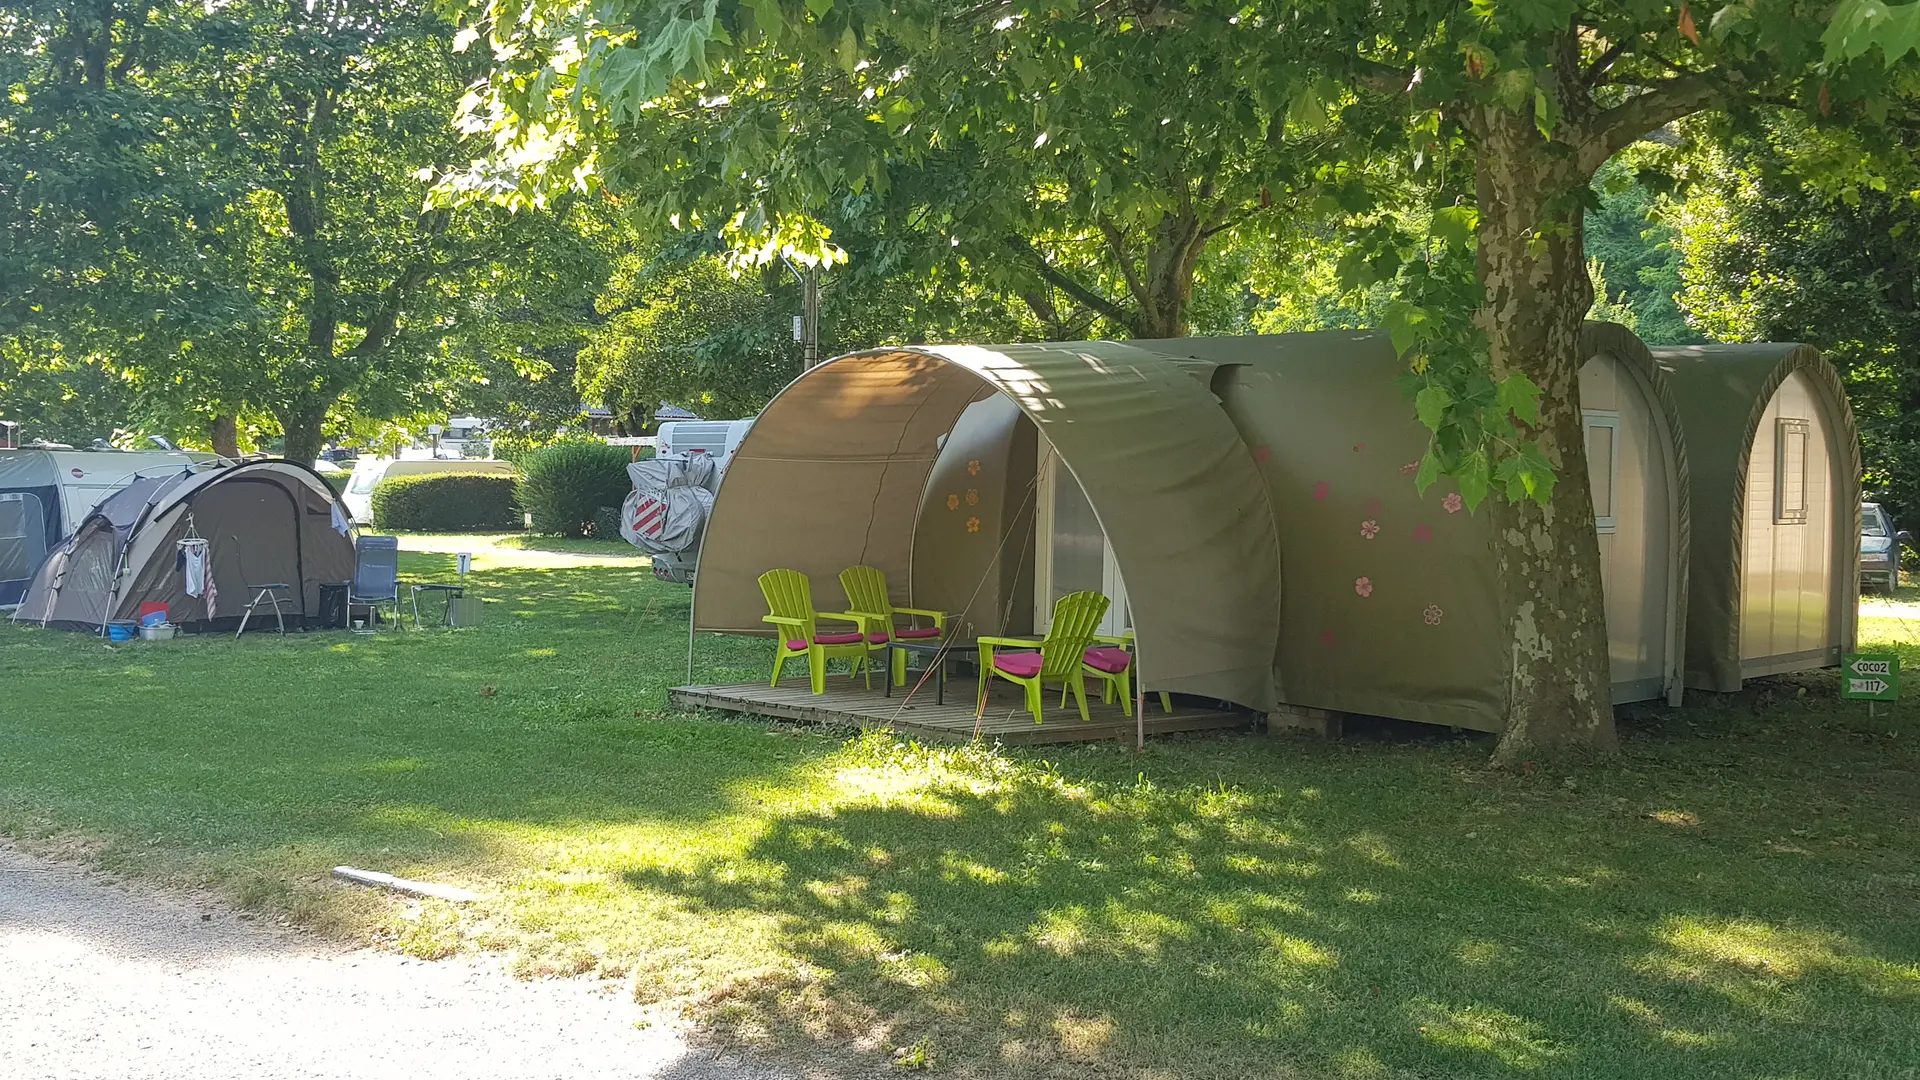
[3,538,1917,1079]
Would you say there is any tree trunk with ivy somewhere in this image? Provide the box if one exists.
[276,401,329,465]
[1470,102,1618,761]
[207,414,239,458]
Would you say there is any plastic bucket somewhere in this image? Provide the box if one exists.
[139,623,178,641]
[106,622,138,642]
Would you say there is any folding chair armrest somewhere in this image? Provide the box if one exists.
[1091,634,1131,646]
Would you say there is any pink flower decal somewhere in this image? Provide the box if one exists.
[1423,604,1444,626]
[1320,631,1337,648]
[1360,519,1380,540]
[1353,442,1366,452]
[1443,492,1464,514]
[1401,461,1420,475]
[1413,524,1433,544]
[1253,444,1272,463]
[1313,481,1330,501]
[1354,577,1373,598]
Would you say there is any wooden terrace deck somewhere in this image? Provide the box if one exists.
[668,677,1249,745]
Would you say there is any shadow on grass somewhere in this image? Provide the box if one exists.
[619,733,1920,1080]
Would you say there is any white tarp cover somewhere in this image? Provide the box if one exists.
[620,455,717,554]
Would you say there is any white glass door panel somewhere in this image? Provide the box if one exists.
[1035,440,1128,636]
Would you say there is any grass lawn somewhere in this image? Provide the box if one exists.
[3,539,1917,1079]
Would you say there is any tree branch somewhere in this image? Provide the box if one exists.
[1352,56,1417,96]
[1580,73,1728,173]
[1583,40,1629,87]
[1094,212,1150,312]
[1004,237,1138,334]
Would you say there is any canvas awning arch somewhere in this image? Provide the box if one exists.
[692,342,1285,710]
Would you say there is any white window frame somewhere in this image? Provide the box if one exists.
[1583,410,1620,534]
[1776,417,1810,525]
[1034,441,1129,638]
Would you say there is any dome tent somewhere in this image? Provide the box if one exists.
[1651,344,1861,691]
[13,459,355,633]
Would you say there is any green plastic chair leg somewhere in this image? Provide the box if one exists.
[771,648,788,687]
[809,648,826,695]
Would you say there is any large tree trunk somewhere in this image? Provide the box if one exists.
[207,414,239,458]
[1471,103,1618,762]
[276,402,330,464]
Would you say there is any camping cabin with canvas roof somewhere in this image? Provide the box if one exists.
[1652,344,1860,691]
[684,322,1735,738]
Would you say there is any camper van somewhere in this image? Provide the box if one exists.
[621,418,754,584]
[342,457,519,524]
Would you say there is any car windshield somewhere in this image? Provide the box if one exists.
[349,470,380,494]
[1864,507,1890,536]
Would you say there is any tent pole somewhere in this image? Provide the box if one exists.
[1135,643,1145,753]
[685,597,695,686]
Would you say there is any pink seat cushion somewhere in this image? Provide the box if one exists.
[896,626,942,639]
[992,651,1044,678]
[868,633,891,644]
[1083,646,1132,674]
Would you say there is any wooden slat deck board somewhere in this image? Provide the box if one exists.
[668,679,1248,745]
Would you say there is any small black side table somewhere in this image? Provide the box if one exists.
[885,640,980,705]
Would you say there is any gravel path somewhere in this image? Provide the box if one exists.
[0,846,797,1080]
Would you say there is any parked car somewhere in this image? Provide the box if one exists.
[1860,501,1911,593]
[341,456,519,524]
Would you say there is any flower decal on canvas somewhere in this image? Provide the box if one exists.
[1354,577,1373,598]
[967,460,982,476]
[946,494,960,511]
[965,489,979,506]
[1253,444,1272,463]
[1353,442,1366,452]
[1313,481,1330,501]
[966,516,980,533]
[1360,519,1380,540]
[1413,524,1433,544]
[1423,604,1444,626]
[1401,461,1420,475]
[1443,492,1464,514]
[1320,631,1337,648]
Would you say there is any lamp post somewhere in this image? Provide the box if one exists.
[782,257,820,370]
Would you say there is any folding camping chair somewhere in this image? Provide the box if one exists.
[347,535,401,634]
[235,584,297,638]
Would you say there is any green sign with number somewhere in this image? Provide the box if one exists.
[1842,654,1900,701]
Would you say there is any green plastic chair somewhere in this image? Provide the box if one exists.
[839,565,948,686]
[978,591,1110,724]
[759,569,878,694]
[1083,630,1174,717]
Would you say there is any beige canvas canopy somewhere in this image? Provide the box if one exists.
[14,459,354,631]
[1123,322,1690,729]
[1652,344,1860,691]
[692,342,1285,711]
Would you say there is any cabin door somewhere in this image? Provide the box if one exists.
[1034,438,1129,637]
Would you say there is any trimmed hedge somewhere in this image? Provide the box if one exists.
[370,472,521,531]
[516,439,635,537]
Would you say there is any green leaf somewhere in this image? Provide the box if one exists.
[1493,69,1534,112]
[1495,373,1542,426]
[1457,450,1491,510]
[1430,205,1478,249]
[804,0,836,20]
[1533,85,1558,140]
[1414,385,1453,432]
[1414,449,1442,495]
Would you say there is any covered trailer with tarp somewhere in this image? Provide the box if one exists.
[12,459,355,633]
[1652,344,1861,691]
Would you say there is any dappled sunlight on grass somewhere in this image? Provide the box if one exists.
[4,559,1920,1077]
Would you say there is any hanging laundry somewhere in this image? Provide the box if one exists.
[330,499,350,537]
[180,538,209,598]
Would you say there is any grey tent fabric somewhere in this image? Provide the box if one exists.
[1651,344,1861,691]
[14,460,354,632]
[692,342,1285,712]
[620,456,718,555]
